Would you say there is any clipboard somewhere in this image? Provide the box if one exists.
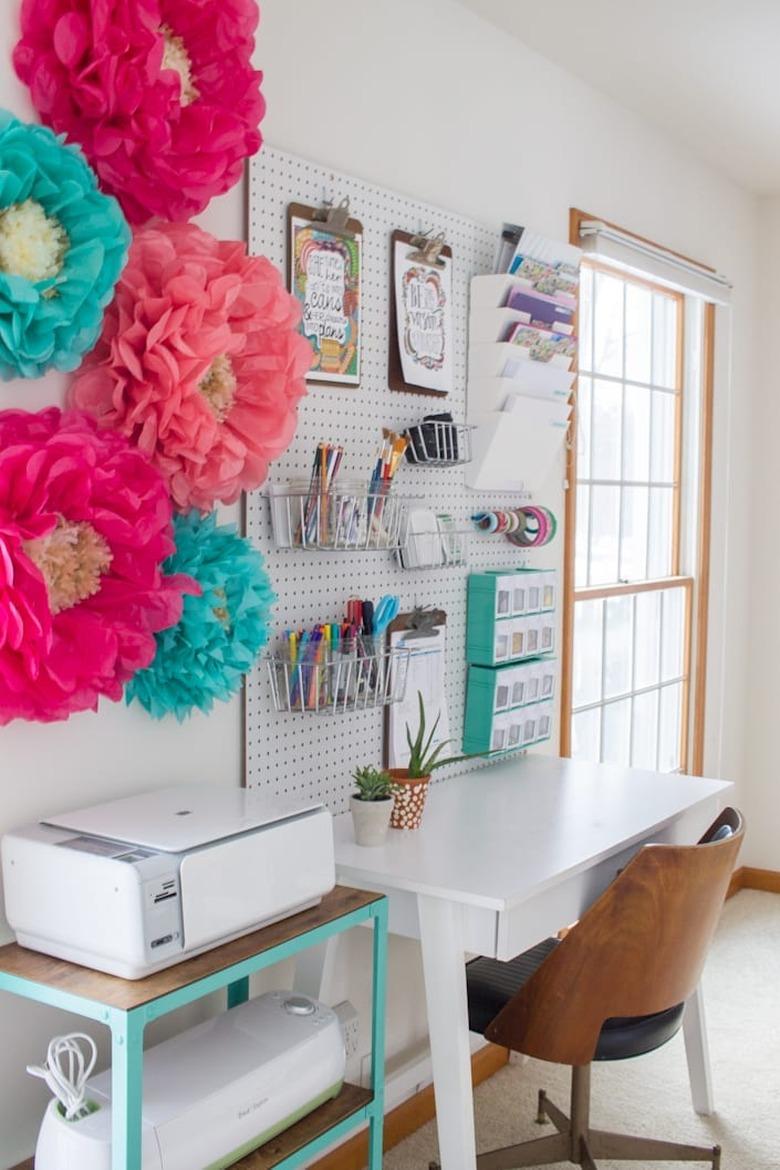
[388,229,452,397]
[287,200,364,388]
[383,608,449,769]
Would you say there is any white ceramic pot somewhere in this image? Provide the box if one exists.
[350,795,393,846]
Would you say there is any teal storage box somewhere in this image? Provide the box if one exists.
[467,570,557,666]
[463,697,554,755]
[463,659,556,753]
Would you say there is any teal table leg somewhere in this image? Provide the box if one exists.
[110,1008,145,1170]
[227,976,250,1008]
[368,898,388,1170]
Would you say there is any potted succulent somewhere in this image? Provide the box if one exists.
[350,766,397,846]
[389,691,470,830]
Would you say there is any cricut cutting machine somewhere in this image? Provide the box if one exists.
[2,784,335,978]
[31,992,347,1170]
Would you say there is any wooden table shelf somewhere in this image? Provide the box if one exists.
[0,886,388,1170]
[10,1084,374,1170]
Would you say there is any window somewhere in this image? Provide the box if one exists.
[563,255,710,774]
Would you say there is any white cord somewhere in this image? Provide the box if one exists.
[27,1033,97,1121]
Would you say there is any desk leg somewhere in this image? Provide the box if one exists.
[418,895,477,1170]
[683,981,714,1116]
[110,1009,144,1170]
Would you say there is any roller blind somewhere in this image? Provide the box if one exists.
[577,219,732,305]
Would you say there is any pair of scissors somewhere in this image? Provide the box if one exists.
[372,594,400,635]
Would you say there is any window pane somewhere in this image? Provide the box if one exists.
[576,376,592,480]
[620,486,649,581]
[634,590,660,689]
[603,698,631,766]
[604,595,633,699]
[579,265,593,371]
[650,390,676,483]
[575,484,590,587]
[590,380,622,481]
[624,283,652,383]
[632,689,659,770]
[658,682,683,772]
[648,487,674,577]
[661,587,685,680]
[572,707,601,762]
[652,293,677,389]
[593,272,624,377]
[623,384,651,482]
[588,485,620,585]
[573,599,603,708]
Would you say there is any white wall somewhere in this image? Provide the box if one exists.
[0,1,759,1164]
[743,197,780,870]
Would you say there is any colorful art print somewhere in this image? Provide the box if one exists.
[290,216,361,384]
[401,265,447,370]
[393,239,453,394]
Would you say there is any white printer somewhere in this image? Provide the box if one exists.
[1,784,335,979]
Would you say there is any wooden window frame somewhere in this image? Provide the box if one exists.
[561,209,714,775]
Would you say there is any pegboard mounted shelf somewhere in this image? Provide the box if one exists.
[267,646,410,715]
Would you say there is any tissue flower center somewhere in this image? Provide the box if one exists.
[212,586,231,628]
[24,518,112,614]
[198,354,237,422]
[0,200,68,283]
[160,24,199,106]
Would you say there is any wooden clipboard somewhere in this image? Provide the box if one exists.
[388,229,452,397]
[383,608,448,769]
[287,201,363,389]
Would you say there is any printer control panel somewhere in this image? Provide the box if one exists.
[142,870,184,960]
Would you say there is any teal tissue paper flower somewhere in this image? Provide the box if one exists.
[0,110,130,379]
[126,511,274,720]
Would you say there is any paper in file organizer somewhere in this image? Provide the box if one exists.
[468,344,575,403]
[465,397,571,492]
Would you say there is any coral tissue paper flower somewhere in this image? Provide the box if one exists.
[0,408,196,724]
[70,221,311,512]
[0,111,129,379]
[14,0,266,224]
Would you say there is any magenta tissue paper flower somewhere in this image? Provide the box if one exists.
[0,407,197,724]
[13,0,265,224]
[70,221,311,512]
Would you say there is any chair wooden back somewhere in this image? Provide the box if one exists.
[486,808,743,1067]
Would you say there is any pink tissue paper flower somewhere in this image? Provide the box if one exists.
[70,221,311,512]
[0,407,197,724]
[13,0,265,224]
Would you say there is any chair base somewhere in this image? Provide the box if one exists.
[429,1065,720,1170]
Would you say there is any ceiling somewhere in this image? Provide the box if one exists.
[459,0,780,194]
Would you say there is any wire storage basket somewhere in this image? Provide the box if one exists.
[397,518,468,570]
[267,482,411,551]
[267,642,411,714]
[403,419,474,465]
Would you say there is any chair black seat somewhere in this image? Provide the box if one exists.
[466,939,685,1061]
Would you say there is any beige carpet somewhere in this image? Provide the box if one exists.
[384,891,779,1170]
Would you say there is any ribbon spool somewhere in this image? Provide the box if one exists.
[472,506,556,548]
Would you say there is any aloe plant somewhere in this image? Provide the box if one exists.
[352,766,396,801]
[405,691,474,778]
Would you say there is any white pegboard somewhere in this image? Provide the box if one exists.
[245,147,555,811]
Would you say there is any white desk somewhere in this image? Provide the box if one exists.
[333,755,732,1170]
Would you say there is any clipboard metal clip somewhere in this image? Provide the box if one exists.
[313,196,353,237]
[406,230,447,269]
[403,606,443,640]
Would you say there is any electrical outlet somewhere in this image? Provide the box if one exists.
[334,1000,360,1059]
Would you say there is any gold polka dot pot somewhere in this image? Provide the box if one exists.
[388,770,431,831]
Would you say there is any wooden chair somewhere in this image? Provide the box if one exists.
[463,808,743,1169]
